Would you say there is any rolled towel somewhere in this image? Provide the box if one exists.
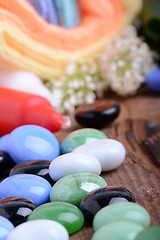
[27,0,58,24]
[0,0,142,79]
[54,0,81,28]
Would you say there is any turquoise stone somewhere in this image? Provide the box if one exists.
[50,173,107,207]
[27,202,84,235]
[92,222,144,240]
[93,202,151,231]
[135,225,160,240]
[60,128,108,154]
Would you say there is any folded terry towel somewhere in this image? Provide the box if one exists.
[0,0,142,80]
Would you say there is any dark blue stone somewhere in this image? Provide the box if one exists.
[0,197,36,226]
[145,68,160,93]
[80,186,135,222]
[75,100,120,129]
[9,160,55,185]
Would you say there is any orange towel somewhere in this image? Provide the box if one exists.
[0,0,142,79]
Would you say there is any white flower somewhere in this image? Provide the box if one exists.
[98,25,156,96]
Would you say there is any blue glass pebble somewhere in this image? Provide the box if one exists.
[6,125,60,164]
[0,174,52,207]
[0,216,14,240]
[145,68,160,93]
[55,0,81,28]
[28,0,58,24]
[0,134,9,151]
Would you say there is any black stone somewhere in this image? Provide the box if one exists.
[9,160,55,185]
[75,100,120,129]
[80,186,135,222]
[0,151,15,178]
[0,197,36,226]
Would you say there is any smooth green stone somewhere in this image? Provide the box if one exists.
[93,202,151,231]
[135,225,160,240]
[27,202,84,235]
[92,222,144,240]
[60,128,108,154]
[50,173,107,207]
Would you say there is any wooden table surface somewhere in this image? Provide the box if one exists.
[55,86,160,240]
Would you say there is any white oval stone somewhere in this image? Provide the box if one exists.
[7,219,69,240]
[49,152,101,181]
[73,139,126,171]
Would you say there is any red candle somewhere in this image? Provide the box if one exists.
[0,87,70,136]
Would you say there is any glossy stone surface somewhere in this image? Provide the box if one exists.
[93,202,151,231]
[0,134,9,151]
[92,222,143,240]
[0,174,52,206]
[135,225,160,240]
[60,128,108,154]
[10,160,54,185]
[0,151,15,178]
[50,173,107,207]
[27,202,84,235]
[0,216,14,240]
[0,197,36,226]
[145,68,160,93]
[55,0,80,28]
[7,125,60,164]
[75,100,120,129]
[7,219,69,240]
[80,186,135,221]
[73,139,126,171]
[28,0,58,24]
[49,152,101,181]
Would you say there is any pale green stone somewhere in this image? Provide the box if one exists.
[60,128,108,154]
[50,173,107,207]
[92,222,144,240]
[135,225,160,240]
[93,202,151,231]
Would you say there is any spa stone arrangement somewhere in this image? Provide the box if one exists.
[0,125,159,240]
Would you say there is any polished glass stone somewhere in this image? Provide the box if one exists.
[7,219,69,240]
[93,202,151,231]
[7,125,60,164]
[27,202,84,235]
[80,186,135,222]
[0,151,15,179]
[135,225,160,240]
[92,222,143,240]
[0,174,52,206]
[75,100,120,129]
[145,67,160,93]
[0,197,36,226]
[0,216,14,240]
[60,128,108,154]
[0,134,10,151]
[49,152,101,181]
[73,139,126,171]
[50,173,107,207]
[9,160,55,185]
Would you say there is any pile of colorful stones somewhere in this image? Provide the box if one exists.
[0,125,159,240]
